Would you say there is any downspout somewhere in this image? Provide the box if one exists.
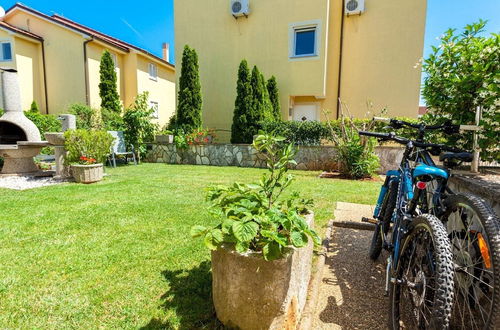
[336,0,346,119]
[83,37,93,106]
[41,40,49,114]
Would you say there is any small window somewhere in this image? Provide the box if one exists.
[149,63,158,81]
[0,42,13,62]
[150,101,159,119]
[294,28,316,56]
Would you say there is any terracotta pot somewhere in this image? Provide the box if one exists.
[211,213,314,330]
[71,163,104,184]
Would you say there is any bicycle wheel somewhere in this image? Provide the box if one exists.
[369,180,398,260]
[441,193,500,329]
[389,214,454,329]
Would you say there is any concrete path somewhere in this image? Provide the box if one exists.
[313,202,388,329]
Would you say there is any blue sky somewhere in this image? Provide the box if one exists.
[1,1,499,78]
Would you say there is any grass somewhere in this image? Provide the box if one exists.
[0,164,380,329]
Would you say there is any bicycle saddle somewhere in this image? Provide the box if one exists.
[439,152,473,162]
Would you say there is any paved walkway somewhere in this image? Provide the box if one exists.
[313,202,388,329]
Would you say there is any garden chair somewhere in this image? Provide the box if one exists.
[107,131,137,167]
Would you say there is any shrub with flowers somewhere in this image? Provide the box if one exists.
[422,20,500,161]
[64,129,114,165]
[186,128,217,145]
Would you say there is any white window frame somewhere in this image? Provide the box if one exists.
[0,41,13,62]
[150,101,159,119]
[289,20,321,59]
[149,63,158,81]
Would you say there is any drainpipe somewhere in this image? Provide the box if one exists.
[41,40,49,114]
[83,37,93,106]
[336,1,346,119]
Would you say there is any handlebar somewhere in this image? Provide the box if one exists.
[372,117,460,134]
[358,130,466,153]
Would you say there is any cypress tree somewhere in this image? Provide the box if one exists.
[250,66,272,123]
[99,50,121,113]
[176,45,202,133]
[267,76,281,121]
[231,60,253,143]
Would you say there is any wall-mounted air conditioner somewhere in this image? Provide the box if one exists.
[345,0,365,16]
[231,0,250,18]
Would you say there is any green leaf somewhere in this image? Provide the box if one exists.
[232,221,259,242]
[235,241,250,253]
[203,232,218,250]
[190,225,207,238]
[290,229,308,248]
[221,219,234,234]
[263,241,283,261]
[212,229,224,244]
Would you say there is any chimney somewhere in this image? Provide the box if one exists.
[162,43,169,62]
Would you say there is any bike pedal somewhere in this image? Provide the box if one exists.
[361,217,378,225]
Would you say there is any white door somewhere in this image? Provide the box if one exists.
[292,104,318,121]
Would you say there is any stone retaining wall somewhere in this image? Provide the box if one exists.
[145,143,404,173]
[449,174,500,217]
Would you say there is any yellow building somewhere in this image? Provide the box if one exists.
[175,0,427,139]
[0,3,176,126]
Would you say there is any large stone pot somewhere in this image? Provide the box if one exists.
[211,213,314,330]
[70,163,104,184]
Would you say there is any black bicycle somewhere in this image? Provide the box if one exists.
[361,118,500,329]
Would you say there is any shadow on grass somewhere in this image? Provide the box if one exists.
[141,261,226,329]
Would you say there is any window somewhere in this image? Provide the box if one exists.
[149,63,158,81]
[150,101,159,119]
[0,42,13,62]
[294,28,316,56]
[289,20,320,59]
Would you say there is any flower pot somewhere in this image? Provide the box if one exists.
[70,163,104,184]
[155,135,174,144]
[211,213,314,330]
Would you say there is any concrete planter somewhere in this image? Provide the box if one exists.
[155,134,174,144]
[211,213,314,330]
[71,163,104,184]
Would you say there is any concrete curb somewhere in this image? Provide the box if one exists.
[297,219,334,330]
[332,221,376,231]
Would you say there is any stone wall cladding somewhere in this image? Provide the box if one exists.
[448,174,500,217]
[146,143,338,171]
[146,143,404,173]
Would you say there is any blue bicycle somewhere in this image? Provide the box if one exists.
[359,122,461,328]
[362,118,500,329]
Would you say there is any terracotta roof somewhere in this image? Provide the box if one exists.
[0,20,43,41]
[5,3,174,69]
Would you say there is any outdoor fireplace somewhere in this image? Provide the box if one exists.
[0,68,47,174]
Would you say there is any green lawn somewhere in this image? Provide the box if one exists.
[0,164,380,329]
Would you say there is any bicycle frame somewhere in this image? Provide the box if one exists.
[373,141,451,291]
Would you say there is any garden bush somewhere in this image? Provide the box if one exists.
[68,104,102,130]
[422,20,500,161]
[64,129,114,165]
[123,92,158,161]
[176,45,202,133]
[261,120,329,146]
[24,111,61,139]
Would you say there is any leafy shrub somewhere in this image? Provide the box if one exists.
[64,129,114,165]
[29,101,40,113]
[123,92,159,161]
[24,111,61,139]
[68,104,101,130]
[261,120,329,146]
[101,108,125,131]
[191,134,321,261]
[422,20,500,161]
[325,115,380,179]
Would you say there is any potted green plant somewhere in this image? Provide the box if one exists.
[155,130,174,144]
[191,134,320,329]
[64,129,114,184]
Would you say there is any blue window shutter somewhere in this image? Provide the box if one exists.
[295,29,316,56]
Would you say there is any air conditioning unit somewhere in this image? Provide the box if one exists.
[231,0,250,18]
[345,0,364,16]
